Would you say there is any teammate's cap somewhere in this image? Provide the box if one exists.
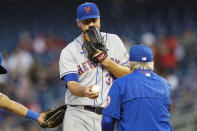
[0,52,7,74]
[77,2,100,22]
[129,44,153,62]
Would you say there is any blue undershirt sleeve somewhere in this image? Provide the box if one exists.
[64,73,79,88]
[25,110,40,121]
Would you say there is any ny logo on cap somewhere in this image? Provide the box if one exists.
[85,6,90,13]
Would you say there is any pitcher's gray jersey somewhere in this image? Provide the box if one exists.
[59,32,129,107]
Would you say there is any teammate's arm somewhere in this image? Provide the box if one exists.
[0,94,43,123]
[101,57,131,78]
[67,81,99,100]
[0,94,28,116]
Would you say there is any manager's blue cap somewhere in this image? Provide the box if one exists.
[129,44,153,62]
[0,52,7,74]
[77,2,100,22]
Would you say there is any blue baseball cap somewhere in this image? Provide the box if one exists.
[77,2,100,22]
[0,52,7,74]
[129,44,153,62]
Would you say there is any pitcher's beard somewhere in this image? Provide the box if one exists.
[80,26,100,33]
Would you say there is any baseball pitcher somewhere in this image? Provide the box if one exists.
[59,2,130,131]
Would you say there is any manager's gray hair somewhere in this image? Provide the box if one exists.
[130,61,154,70]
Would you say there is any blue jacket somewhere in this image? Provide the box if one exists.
[102,69,173,131]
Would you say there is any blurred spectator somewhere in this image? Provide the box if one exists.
[141,32,156,46]
[179,29,197,73]
[166,74,179,90]
[46,34,65,52]
[7,47,34,77]
[155,35,179,74]
[32,32,47,55]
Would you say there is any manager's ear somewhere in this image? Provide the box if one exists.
[129,61,134,72]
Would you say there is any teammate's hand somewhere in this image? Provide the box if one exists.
[38,113,45,124]
[84,85,99,100]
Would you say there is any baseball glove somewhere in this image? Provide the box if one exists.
[40,104,67,128]
[83,26,108,63]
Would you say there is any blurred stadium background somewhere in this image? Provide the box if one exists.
[0,0,197,131]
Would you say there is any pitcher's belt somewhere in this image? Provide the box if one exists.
[70,105,103,115]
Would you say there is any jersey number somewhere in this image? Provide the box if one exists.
[105,73,114,86]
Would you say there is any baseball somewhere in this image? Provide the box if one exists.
[91,85,101,94]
